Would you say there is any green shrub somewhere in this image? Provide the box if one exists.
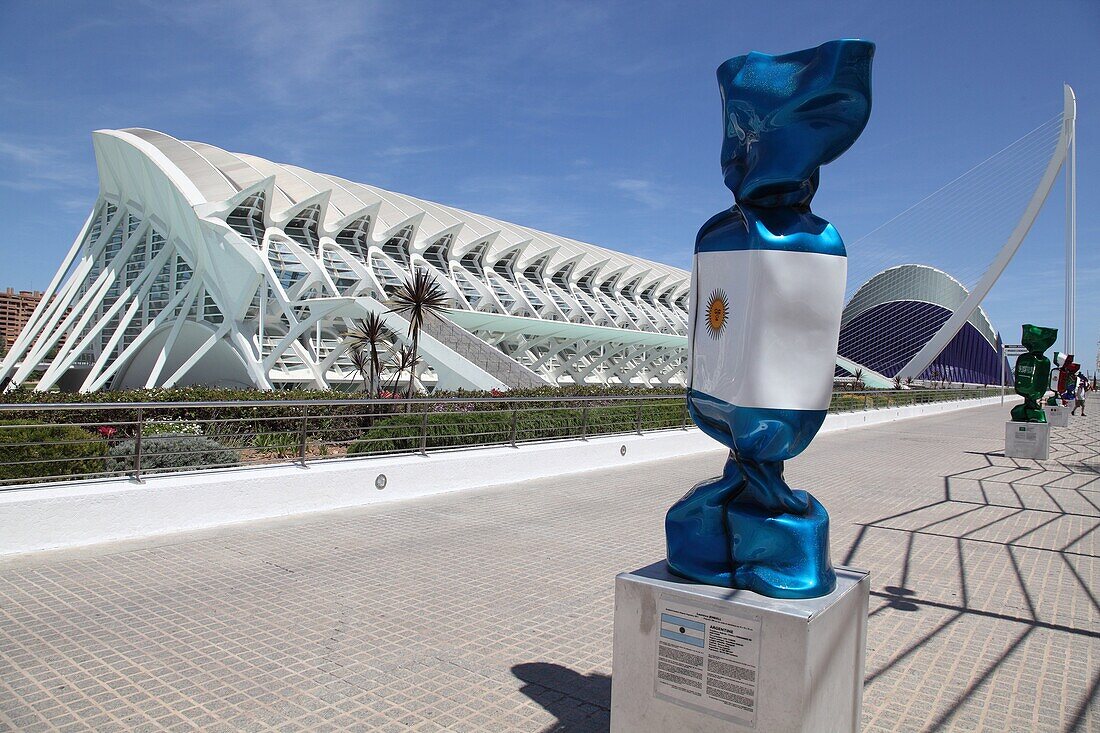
[0,385,692,446]
[345,401,687,456]
[1,385,1000,471]
[348,414,425,455]
[252,431,298,457]
[0,420,107,482]
[104,436,239,475]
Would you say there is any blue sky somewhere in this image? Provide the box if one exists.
[1,0,1097,372]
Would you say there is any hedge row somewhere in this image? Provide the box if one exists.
[341,390,997,456]
[0,400,686,482]
[347,403,686,455]
[0,384,989,439]
[0,387,997,483]
[0,423,240,482]
[0,420,108,481]
[0,383,686,406]
[0,385,686,442]
[828,388,999,413]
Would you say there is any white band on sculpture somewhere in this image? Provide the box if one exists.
[690,249,847,411]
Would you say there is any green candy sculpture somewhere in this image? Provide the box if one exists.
[1010,324,1058,423]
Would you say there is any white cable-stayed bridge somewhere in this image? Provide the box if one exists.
[836,85,1078,387]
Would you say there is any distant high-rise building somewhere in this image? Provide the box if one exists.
[0,289,46,350]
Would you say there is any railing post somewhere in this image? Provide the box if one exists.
[1000,341,1006,405]
[298,408,309,466]
[681,401,689,430]
[420,409,429,455]
[581,405,589,441]
[636,403,643,435]
[510,408,518,448]
[132,407,143,483]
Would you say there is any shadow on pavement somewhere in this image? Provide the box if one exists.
[512,662,611,732]
[842,414,1099,732]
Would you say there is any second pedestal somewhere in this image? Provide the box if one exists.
[1043,404,1071,427]
[1005,421,1051,459]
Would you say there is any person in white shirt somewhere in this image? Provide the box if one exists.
[1071,373,1088,416]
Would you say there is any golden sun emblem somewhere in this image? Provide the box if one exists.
[705,289,729,339]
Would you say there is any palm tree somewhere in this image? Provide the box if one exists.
[385,344,422,394]
[343,313,390,397]
[346,346,372,394]
[388,268,450,399]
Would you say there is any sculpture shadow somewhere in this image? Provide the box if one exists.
[842,420,1098,732]
[511,662,611,733]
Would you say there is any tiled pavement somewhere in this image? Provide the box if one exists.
[0,400,1096,732]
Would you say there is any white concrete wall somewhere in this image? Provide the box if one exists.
[820,393,1012,433]
[0,394,1013,556]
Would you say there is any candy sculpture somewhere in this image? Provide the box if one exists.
[666,40,874,599]
[1011,325,1058,422]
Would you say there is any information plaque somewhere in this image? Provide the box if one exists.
[654,597,761,725]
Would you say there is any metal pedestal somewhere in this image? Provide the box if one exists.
[1005,421,1051,460]
[611,561,870,733]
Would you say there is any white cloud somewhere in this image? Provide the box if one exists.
[612,178,665,209]
[160,1,401,107]
[0,140,92,193]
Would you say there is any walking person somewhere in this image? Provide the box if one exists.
[1071,373,1088,416]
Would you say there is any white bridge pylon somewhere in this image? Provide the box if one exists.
[898,85,1077,380]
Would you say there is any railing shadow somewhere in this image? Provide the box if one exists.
[511,662,611,733]
[843,423,1099,732]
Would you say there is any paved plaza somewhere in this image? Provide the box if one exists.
[0,400,1096,732]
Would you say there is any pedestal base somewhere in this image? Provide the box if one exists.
[1043,404,1071,427]
[610,561,869,733]
[1005,421,1051,459]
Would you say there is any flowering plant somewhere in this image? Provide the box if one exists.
[143,418,203,436]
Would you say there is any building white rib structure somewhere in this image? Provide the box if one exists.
[0,129,692,393]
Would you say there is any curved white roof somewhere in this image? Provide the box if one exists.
[118,128,689,297]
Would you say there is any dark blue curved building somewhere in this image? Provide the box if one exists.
[837,265,1011,386]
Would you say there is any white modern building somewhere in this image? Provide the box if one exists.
[1,129,691,393]
[4,88,1076,396]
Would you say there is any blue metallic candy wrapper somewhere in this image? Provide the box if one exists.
[666,40,874,599]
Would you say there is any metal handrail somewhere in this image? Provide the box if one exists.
[0,387,993,411]
[0,388,1003,489]
[0,394,684,411]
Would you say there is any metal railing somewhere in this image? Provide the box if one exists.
[0,388,1002,488]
